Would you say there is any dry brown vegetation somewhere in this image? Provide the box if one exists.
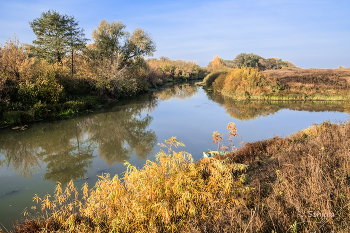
[262,68,350,97]
[203,64,350,101]
[202,121,350,232]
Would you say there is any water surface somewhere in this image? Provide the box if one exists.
[0,84,348,229]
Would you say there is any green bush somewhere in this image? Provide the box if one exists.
[31,101,49,119]
[0,101,8,119]
[3,111,34,124]
[17,75,63,106]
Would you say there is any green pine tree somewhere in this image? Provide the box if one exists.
[29,10,88,68]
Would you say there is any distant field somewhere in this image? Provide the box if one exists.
[262,68,350,90]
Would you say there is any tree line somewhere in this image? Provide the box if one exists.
[207,53,296,71]
[0,10,205,126]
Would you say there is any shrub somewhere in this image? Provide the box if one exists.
[31,101,48,119]
[17,75,63,106]
[209,68,271,100]
[27,137,249,232]
[203,71,228,87]
[3,111,34,124]
[16,60,65,106]
[222,68,267,94]
[211,73,226,92]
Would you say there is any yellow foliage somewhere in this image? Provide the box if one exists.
[210,55,223,71]
[222,67,265,93]
[210,67,270,100]
[31,137,249,232]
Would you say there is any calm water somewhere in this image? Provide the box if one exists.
[0,84,349,229]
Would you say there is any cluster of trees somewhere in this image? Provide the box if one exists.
[146,56,206,86]
[207,53,296,71]
[0,10,205,125]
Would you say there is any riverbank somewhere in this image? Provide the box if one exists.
[0,38,206,129]
[200,67,350,101]
[6,120,350,232]
[0,79,201,129]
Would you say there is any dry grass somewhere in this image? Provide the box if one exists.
[204,121,350,232]
[210,68,350,101]
[262,68,350,97]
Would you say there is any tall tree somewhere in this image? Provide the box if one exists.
[91,20,126,60]
[91,19,156,65]
[66,17,88,77]
[29,10,87,67]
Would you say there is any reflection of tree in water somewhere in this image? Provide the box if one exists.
[155,84,198,101]
[0,131,43,179]
[206,90,349,121]
[90,106,156,165]
[0,91,158,182]
[124,114,156,160]
[43,144,95,184]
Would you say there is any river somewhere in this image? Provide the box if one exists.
[0,83,349,230]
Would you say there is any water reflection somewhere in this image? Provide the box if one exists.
[1,84,346,182]
[154,84,198,101]
[44,145,94,184]
[0,130,43,179]
[0,91,162,182]
[207,91,349,121]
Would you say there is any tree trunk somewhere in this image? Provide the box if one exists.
[71,49,74,78]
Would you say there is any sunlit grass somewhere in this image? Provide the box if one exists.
[208,67,350,101]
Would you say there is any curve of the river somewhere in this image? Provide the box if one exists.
[0,83,349,230]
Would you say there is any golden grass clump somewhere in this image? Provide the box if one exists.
[22,136,248,232]
[212,67,272,100]
[202,71,228,88]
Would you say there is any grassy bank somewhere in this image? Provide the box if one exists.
[212,120,350,232]
[201,67,350,101]
[6,121,350,232]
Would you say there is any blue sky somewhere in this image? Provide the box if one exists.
[0,0,349,68]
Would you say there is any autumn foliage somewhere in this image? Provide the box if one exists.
[18,137,248,232]
[0,34,205,126]
[146,57,205,86]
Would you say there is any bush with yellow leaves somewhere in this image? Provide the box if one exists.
[27,137,249,232]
